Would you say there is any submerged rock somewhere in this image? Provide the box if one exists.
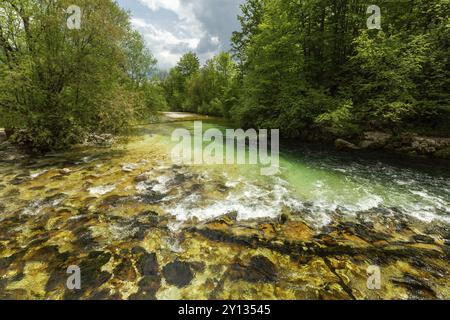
[230,255,277,284]
[43,193,68,206]
[390,274,436,298]
[169,173,187,186]
[412,234,435,244]
[3,188,20,197]
[113,259,136,281]
[101,195,131,207]
[134,174,149,183]
[162,260,194,288]
[88,184,115,196]
[136,191,165,204]
[138,275,161,292]
[79,251,112,286]
[207,211,238,228]
[9,173,30,185]
[129,275,161,300]
[136,251,159,277]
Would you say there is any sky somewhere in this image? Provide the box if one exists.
[116,0,245,70]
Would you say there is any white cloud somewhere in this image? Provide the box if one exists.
[130,17,200,69]
[138,0,180,12]
[122,0,244,69]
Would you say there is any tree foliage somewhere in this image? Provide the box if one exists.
[0,0,160,152]
[163,52,238,116]
[227,0,449,137]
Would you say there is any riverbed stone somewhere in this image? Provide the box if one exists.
[129,274,161,300]
[1,117,450,300]
[134,174,149,182]
[122,164,137,172]
[114,259,136,281]
[170,173,187,186]
[136,274,162,299]
[137,191,165,204]
[390,274,436,299]
[136,252,158,276]
[230,255,277,284]
[162,260,194,288]
[78,251,112,287]
[101,195,131,207]
[412,234,436,244]
[9,173,29,185]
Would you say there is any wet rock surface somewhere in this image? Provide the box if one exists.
[336,131,450,160]
[229,255,277,283]
[0,201,448,299]
[0,123,449,300]
[162,260,194,288]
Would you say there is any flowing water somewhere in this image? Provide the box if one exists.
[141,120,450,226]
[0,115,449,299]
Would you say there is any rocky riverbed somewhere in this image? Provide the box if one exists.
[0,120,449,300]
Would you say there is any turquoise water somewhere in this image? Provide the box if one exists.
[148,120,450,227]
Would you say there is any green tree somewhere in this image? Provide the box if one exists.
[0,0,159,152]
[124,30,157,89]
[185,52,238,116]
[163,52,200,111]
[230,0,449,138]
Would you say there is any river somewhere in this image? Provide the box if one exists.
[0,114,449,299]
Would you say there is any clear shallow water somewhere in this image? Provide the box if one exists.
[141,120,450,227]
[1,119,449,227]
[279,145,450,224]
[1,117,450,300]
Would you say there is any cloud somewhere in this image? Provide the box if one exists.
[130,17,199,68]
[117,0,244,69]
[138,0,180,12]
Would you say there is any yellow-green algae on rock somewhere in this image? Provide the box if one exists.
[0,118,449,300]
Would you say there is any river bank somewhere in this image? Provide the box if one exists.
[333,131,450,160]
[0,114,449,299]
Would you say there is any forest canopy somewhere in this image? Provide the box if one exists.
[1,0,449,152]
[163,0,450,140]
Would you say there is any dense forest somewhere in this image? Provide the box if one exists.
[163,0,450,140]
[1,0,449,152]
